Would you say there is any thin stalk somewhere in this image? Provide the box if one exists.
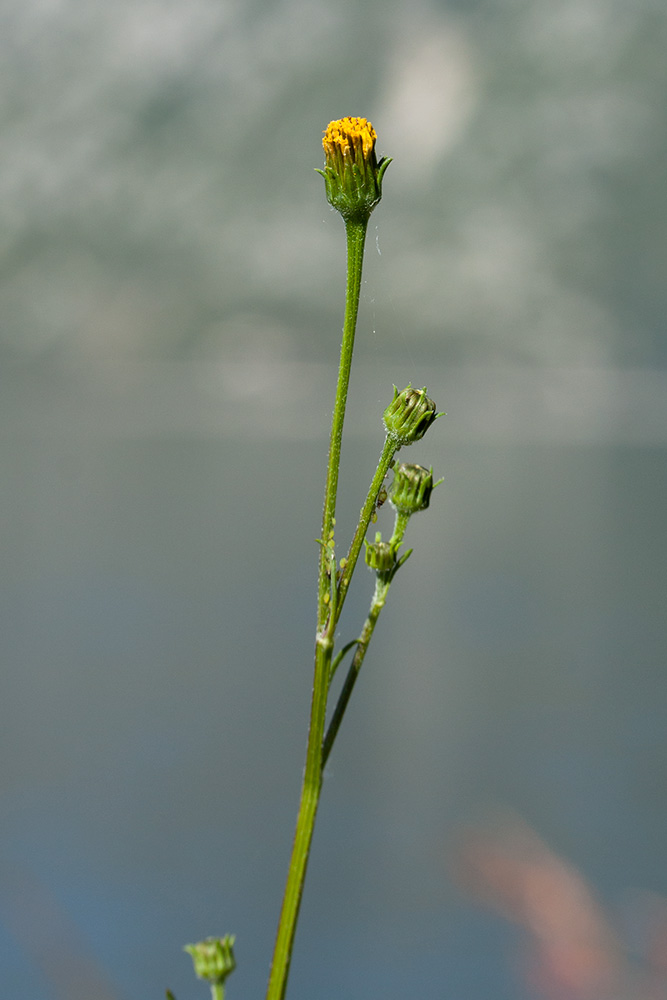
[266,217,368,1000]
[317,219,368,628]
[334,435,397,628]
[324,504,415,765]
[323,576,390,768]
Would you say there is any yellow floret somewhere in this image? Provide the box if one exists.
[323,117,377,158]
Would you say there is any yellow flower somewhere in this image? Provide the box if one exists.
[317,117,391,223]
[322,117,377,162]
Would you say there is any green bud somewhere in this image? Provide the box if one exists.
[364,532,396,573]
[316,117,391,223]
[184,935,236,986]
[390,463,435,515]
[383,385,438,446]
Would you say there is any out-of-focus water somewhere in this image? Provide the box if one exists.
[2,1,667,998]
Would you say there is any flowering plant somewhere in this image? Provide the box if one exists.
[177,118,441,1000]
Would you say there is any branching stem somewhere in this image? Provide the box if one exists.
[266,217,368,1000]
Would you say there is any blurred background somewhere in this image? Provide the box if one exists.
[2,0,667,997]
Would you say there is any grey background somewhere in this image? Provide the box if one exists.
[2,0,667,997]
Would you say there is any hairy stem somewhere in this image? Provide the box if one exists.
[317,219,368,629]
[266,218,368,1000]
[325,502,414,765]
[265,637,332,1000]
[334,435,397,628]
[323,575,390,768]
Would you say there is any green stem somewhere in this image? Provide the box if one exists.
[266,218,368,1000]
[317,219,368,629]
[210,985,224,1000]
[334,435,397,628]
[324,504,414,765]
[390,510,410,549]
[265,637,332,1000]
[323,576,390,767]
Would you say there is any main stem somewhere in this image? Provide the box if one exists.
[266,218,368,1000]
[317,219,368,627]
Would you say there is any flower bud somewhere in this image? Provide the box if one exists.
[383,385,438,445]
[316,117,391,223]
[390,463,435,515]
[184,935,236,986]
[364,532,396,573]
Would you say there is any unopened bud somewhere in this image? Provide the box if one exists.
[390,463,435,515]
[364,532,396,573]
[184,935,236,986]
[383,385,438,446]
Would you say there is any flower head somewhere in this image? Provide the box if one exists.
[317,117,391,223]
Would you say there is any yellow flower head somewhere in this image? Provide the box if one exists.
[317,116,391,223]
[322,117,377,162]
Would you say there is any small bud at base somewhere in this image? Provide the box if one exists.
[184,935,236,985]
